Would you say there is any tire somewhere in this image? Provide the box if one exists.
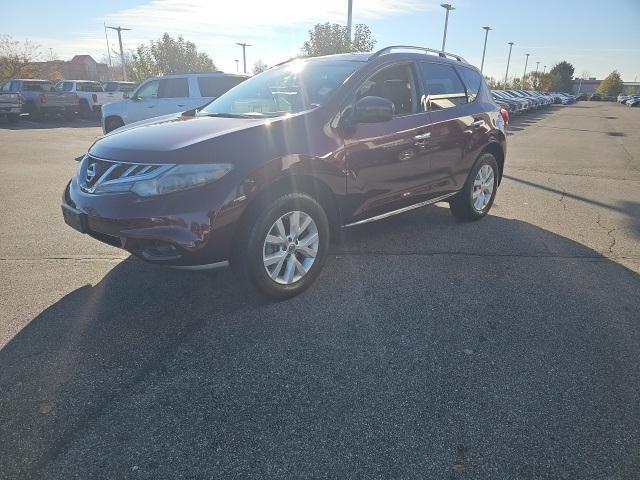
[105,117,124,133]
[236,193,330,299]
[7,113,19,124]
[63,110,76,121]
[449,152,499,221]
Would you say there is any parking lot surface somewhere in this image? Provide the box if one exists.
[1,104,639,479]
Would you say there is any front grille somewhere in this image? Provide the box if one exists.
[79,156,173,193]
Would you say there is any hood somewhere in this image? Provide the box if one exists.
[89,113,271,164]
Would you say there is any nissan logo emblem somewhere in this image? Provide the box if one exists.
[86,163,97,183]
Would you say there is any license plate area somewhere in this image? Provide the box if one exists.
[62,204,88,233]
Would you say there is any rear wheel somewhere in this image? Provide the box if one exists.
[7,113,19,123]
[237,193,330,298]
[105,117,124,133]
[449,152,499,221]
[79,100,91,118]
[63,110,76,121]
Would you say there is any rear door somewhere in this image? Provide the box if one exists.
[344,62,438,220]
[416,61,469,194]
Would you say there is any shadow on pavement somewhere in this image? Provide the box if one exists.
[0,115,100,130]
[1,206,639,479]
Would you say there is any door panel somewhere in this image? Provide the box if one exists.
[344,63,440,221]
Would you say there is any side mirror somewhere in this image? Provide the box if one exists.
[354,96,395,123]
[131,94,140,101]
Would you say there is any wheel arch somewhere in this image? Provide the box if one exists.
[480,140,505,185]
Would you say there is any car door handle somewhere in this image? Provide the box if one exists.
[413,132,431,141]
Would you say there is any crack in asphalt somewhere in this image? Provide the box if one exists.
[507,167,640,182]
[595,213,619,254]
[546,176,567,210]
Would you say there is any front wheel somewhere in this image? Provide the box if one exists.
[238,193,330,299]
[449,152,499,221]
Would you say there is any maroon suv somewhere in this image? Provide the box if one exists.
[62,46,506,298]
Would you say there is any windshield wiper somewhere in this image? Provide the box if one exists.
[198,112,258,119]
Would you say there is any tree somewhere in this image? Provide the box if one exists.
[0,35,41,82]
[548,61,574,93]
[597,70,624,96]
[127,33,215,82]
[253,59,268,75]
[301,22,376,57]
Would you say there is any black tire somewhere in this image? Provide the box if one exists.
[236,193,330,299]
[63,110,76,121]
[7,113,19,124]
[105,117,124,133]
[449,152,499,221]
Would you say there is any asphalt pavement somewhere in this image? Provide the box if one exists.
[0,104,639,479]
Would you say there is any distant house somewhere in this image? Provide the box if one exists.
[572,78,640,95]
[29,55,112,81]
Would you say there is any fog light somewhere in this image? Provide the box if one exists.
[141,241,182,261]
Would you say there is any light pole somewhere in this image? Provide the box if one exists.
[543,65,547,75]
[440,4,455,52]
[535,61,540,74]
[346,0,353,45]
[522,53,530,85]
[106,25,131,81]
[504,42,514,87]
[236,42,251,74]
[480,26,491,74]
[103,23,113,80]
[235,60,239,73]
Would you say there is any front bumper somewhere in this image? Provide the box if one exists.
[61,174,246,267]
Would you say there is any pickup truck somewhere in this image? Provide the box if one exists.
[54,80,111,117]
[0,87,22,123]
[0,79,78,119]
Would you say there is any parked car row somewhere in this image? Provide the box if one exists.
[490,89,576,116]
[0,79,137,122]
[617,94,640,107]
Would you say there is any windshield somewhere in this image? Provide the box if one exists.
[199,59,362,118]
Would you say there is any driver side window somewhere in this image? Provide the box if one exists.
[136,80,159,99]
[356,64,418,116]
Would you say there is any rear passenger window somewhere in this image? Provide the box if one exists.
[457,66,482,102]
[418,62,467,111]
[158,78,189,98]
[356,64,418,115]
[197,76,245,97]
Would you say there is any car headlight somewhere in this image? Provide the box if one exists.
[130,163,233,197]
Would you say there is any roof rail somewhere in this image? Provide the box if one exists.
[370,45,467,63]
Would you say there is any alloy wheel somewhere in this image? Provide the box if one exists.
[262,211,319,285]
[472,164,495,211]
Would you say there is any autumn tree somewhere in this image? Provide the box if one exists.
[301,22,376,57]
[0,35,41,82]
[253,59,268,75]
[127,33,216,82]
[597,70,624,96]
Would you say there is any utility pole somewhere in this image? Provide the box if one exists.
[504,42,514,87]
[440,4,455,52]
[480,26,491,74]
[103,23,113,80]
[522,53,530,85]
[236,42,251,74]
[106,25,131,81]
[346,0,353,46]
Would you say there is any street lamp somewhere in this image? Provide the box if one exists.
[440,4,455,52]
[504,42,514,87]
[106,25,131,81]
[346,0,353,45]
[480,26,491,74]
[543,65,547,75]
[235,59,239,73]
[535,61,540,74]
[522,53,530,85]
[235,42,252,74]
